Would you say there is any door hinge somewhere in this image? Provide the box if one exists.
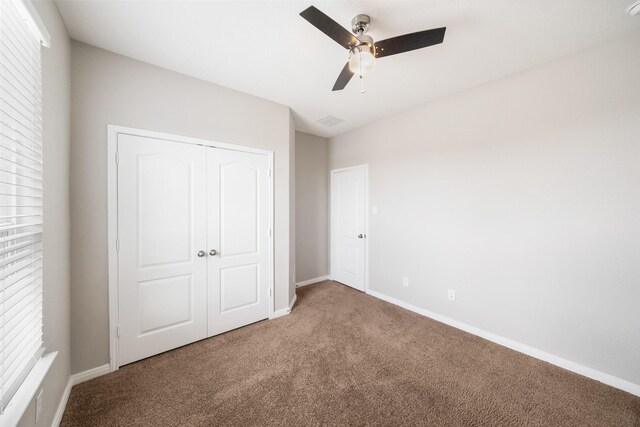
[268,169,272,178]
[116,326,120,338]
[268,289,272,297]
[115,151,119,164]
[116,239,120,252]
[268,228,272,237]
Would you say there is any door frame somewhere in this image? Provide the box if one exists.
[107,125,275,371]
[329,164,369,293]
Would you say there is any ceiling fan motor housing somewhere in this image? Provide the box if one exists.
[352,34,375,54]
[351,15,375,60]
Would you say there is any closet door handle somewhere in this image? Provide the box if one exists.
[197,250,206,257]
[209,249,217,256]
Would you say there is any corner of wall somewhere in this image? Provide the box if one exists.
[288,110,296,302]
[294,131,330,284]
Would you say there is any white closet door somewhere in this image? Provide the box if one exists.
[117,134,208,365]
[331,166,367,291]
[207,148,270,336]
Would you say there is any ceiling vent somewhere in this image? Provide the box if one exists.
[315,115,344,127]
[628,0,640,15]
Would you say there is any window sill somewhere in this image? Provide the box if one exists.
[0,351,57,427]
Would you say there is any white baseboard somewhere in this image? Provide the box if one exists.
[70,364,111,386]
[270,307,290,319]
[51,364,111,426]
[296,275,330,287]
[51,378,72,427]
[366,288,640,397]
[269,292,298,319]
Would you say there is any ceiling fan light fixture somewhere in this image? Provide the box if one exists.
[348,44,375,76]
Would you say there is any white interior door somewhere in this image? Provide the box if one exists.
[117,134,208,365]
[207,148,270,336]
[331,166,367,291]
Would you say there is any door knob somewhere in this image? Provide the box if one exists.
[197,250,206,257]
[358,234,364,239]
[209,249,217,256]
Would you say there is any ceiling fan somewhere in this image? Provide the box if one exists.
[300,6,446,92]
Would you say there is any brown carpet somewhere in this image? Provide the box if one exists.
[61,281,640,426]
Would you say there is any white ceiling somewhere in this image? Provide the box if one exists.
[55,0,640,138]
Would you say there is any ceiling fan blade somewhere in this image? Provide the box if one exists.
[300,6,358,50]
[332,62,354,91]
[374,27,446,58]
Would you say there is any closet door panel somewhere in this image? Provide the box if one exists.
[207,148,270,336]
[117,134,208,366]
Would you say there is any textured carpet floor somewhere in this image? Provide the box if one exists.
[61,281,640,426]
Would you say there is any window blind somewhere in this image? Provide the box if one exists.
[0,0,44,413]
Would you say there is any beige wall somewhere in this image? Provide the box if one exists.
[329,33,640,385]
[295,132,329,282]
[70,42,294,373]
[18,1,71,426]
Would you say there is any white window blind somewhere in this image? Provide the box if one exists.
[0,0,45,414]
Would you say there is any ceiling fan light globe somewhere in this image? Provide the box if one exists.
[348,46,375,75]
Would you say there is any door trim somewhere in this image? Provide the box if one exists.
[107,125,275,371]
[329,164,369,293]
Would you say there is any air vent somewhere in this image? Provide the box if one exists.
[315,115,344,127]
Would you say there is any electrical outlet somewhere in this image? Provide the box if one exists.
[35,389,43,423]
[448,289,456,301]
[402,277,409,287]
